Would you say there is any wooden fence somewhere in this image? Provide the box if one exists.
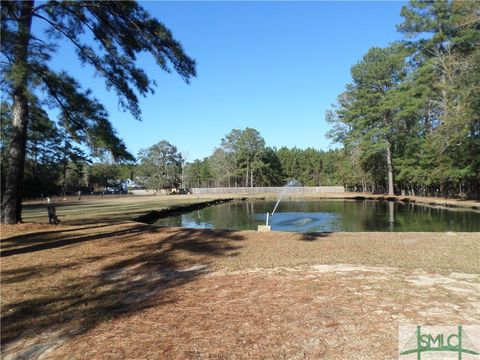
[189,186,345,194]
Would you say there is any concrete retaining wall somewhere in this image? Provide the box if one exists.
[189,186,345,194]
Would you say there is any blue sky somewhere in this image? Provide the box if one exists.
[47,1,407,162]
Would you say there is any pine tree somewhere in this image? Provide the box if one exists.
[327,45,407,195]
[397,0,480,197]
[1,1,196,223]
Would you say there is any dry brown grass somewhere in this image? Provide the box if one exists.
[51,267,479,360]
[1,219,479,359]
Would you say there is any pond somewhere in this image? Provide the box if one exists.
[153,199,480,232]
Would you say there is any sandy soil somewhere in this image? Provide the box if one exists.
[1,221,479,359]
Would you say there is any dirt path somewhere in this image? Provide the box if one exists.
[1,222,479,359]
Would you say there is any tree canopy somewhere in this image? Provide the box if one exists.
[327,0,480,198]
[137,140,183,191]
[1,0,196,223]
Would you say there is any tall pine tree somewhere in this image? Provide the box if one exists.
[1,1,196,223]
[327,45,407,195]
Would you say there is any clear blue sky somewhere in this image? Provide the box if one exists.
[47,1,407,162]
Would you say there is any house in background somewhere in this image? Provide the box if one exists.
[104,178,143,193]
[121,178,143,192]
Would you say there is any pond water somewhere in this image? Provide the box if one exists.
[153,199,480,232]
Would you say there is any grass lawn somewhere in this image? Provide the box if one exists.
[1,194,479,359]
[20,194,239,225]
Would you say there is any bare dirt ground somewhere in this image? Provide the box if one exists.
[1,217,479,359]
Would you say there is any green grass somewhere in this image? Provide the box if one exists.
[22,194,234,224]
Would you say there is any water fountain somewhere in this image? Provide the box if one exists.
[258,179,301,232]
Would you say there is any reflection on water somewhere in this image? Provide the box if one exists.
[153,199,480,232]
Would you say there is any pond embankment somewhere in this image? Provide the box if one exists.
[133,198,237,224]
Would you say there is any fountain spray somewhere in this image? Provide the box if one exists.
[258,179,301,232]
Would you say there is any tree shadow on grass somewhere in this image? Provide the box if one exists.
[1,263,78,285]
[0,224,115,251]
[298,232,333,241]
[1,226,244,356]
[0,224,150,257]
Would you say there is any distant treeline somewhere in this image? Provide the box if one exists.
[1,116,478,198]
[182,128,343,189]
[0,123,347,196]
[4,122,476,199]
[326,1,480,198]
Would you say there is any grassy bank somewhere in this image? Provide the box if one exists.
[19,192,480,226]
[20,194,239,225]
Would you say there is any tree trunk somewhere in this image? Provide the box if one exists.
[250,168,253,188]
[62,159,67,194]
[1,1,34,224]
[386,140,394,196]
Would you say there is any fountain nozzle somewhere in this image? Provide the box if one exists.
[258,212,271,232]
